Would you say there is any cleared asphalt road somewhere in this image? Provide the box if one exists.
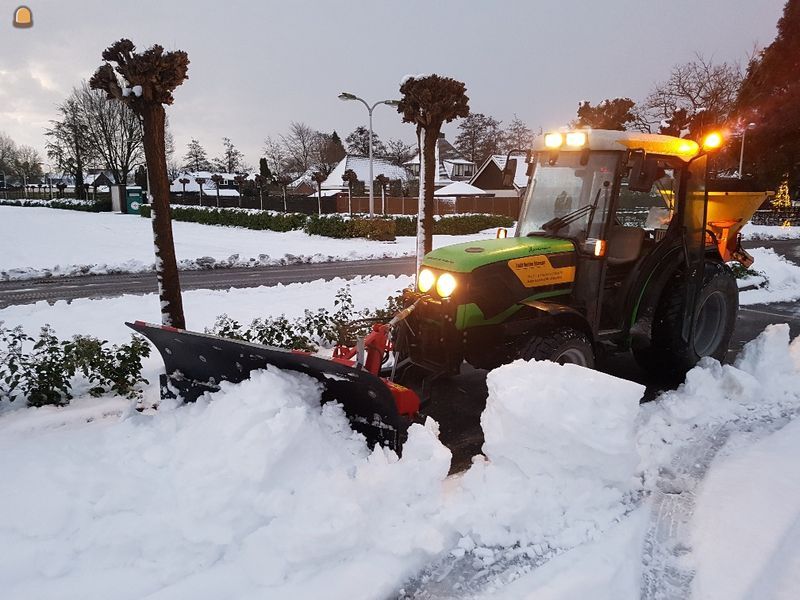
[1,239,795,309]
[0,257,416,309]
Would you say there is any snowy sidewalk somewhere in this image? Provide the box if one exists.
[0,207,495,280]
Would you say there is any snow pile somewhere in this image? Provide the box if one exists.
[637,324,800,488]
[739,247,800,305]
[0,368,452,600]
[451,360,644,550]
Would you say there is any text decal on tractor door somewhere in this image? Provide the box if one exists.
[507,253,576,288]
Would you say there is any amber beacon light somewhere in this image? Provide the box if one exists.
[13,6,33,28]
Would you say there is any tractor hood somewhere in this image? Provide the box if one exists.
[422,235,575,273]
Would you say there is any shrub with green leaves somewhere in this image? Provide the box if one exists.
[0,198,111,213]
[0,324,151,407]
[139,205,307,232]
[303,215,396,241]
[394,214,514,236]
[206,285,405,352]
[138,204,509,239]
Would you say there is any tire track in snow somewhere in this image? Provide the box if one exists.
[640,409,800,600]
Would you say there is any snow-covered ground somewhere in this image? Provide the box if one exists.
[742,223,800,241]
[1,274,800,599]
[0,206,496,280]
[740,247,800,305]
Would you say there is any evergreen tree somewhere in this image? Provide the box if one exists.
[183,138,211,172]
[259,157,272,182]
[738,0,800,190]
[329,131,346,160]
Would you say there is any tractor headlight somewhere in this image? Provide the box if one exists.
[566,131,587,147]
[436,273,457,298]
[418,268,436,293]
[544,132,563,148]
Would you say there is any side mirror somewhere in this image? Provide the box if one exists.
[628,151,663,192]
[502,158,517,188]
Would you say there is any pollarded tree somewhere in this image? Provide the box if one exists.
[397,75,469,268]
[375,173,389,215]
[312,171,325,215]
[90,38,189,329]
[342,168,358,214]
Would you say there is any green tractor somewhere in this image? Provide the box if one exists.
[398,129,769,379]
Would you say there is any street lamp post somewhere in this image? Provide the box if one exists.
[338,92,399,217]
[739,122,757,179]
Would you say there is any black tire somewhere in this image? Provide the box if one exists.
[634,261,738,376]
[519,327,595,368]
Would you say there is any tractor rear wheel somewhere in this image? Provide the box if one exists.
[634,261,738,376]
[519,327,595,368]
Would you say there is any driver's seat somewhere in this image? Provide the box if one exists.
[606,226,645,266]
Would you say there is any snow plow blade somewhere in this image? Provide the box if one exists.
[127,321,407,451]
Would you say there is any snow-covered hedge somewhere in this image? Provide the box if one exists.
[139,204,306,232]
[0,197,111,212]
[138,204,513,239]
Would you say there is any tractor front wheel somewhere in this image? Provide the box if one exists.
[519,327,595,368]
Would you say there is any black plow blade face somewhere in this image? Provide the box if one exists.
[127,321,405,451]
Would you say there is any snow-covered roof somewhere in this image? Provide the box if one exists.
[179,171,244,181]
[434,181,494,197]
[307,189,342,198]
[471,154,530,189]
[321,156,410,190]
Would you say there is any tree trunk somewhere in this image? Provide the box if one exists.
[141,104,185,329]
[416,125,439,271]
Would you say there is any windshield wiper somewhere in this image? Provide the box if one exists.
[539,203,595,234]
[537,183,608,235]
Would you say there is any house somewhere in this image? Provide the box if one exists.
[469,154,530,198]
[320,155,410,193]
[403,133,476,187]
[170,172,242,197]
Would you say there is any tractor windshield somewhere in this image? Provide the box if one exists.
[517,151,619,240]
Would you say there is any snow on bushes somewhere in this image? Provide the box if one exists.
[451,360,644,550]
[738,247,800,305]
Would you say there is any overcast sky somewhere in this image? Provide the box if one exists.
[0,0,786,170]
